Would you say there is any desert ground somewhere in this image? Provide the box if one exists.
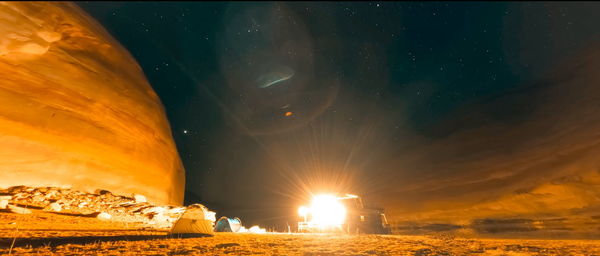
[1,211,599,256]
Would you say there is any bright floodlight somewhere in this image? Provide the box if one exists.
[309,194,346,227]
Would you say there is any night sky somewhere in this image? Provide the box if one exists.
[78,2,600,229]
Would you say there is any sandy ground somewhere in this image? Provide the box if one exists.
[1,211,599,256]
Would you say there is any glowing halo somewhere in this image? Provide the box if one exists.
[298,193,347,231]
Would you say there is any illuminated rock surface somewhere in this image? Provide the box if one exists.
[1,186,187,229]
[0,2,184,205]
[375,46,600,237]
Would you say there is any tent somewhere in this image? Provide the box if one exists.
[170,204,216,235]
[214,216,242,232]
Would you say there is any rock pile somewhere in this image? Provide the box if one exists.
[0,186,188,229]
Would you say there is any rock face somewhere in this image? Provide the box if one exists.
[3,186,189,229]
[377,46,600,237]
[0,2,184,205]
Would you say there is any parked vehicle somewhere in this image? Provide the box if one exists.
[297,194,391,234]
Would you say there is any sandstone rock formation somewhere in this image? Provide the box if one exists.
[2,186,188,229]
[0,2,184,205]
[377,46,600,237]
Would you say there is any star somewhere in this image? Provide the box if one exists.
[183,130,188,134]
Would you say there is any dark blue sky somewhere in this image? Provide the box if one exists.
[79,2,600,228]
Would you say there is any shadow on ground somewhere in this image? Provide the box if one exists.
[0,233,211,248]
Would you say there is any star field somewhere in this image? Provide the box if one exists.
[78,2,600,228]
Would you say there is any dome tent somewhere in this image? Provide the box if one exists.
[214,216,242,232]
[170,204,216,235]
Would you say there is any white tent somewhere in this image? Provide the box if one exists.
[214,216,242,232]
[170,204,216,235]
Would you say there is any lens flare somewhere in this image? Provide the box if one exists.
[298,206,309,217]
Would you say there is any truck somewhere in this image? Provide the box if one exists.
[297,194,391,234]
[341,194,392,234]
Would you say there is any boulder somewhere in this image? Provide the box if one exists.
[133,194,147,203]
[47,202,62,212]
[96,212,112,220]
[8,204,32,214]
[0,195,11,209]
